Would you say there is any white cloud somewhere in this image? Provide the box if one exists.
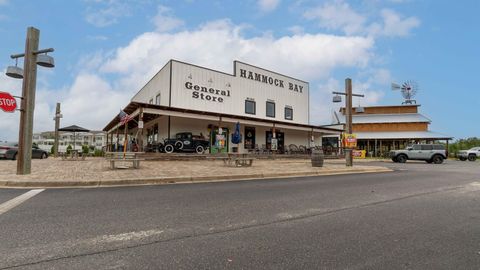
[101,19,374,82]
[0,0,8,5]
[378,9,420,37]
[258,0,281,13]
[287,25,304,35]
[304,0,366,35]
[304,1,420,37]
[84,0,131,27]
[151,5,184,32]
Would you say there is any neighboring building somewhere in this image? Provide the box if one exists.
[33,131,107,152]
[103,59,341,153]
[324,104,452,157]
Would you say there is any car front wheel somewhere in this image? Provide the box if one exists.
[468,154,477,162]
[12,153,17,160]
[41,153,47,159]
[164,144,174,154]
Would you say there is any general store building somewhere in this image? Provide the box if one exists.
[103,60,341,153]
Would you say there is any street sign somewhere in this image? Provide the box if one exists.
[0,91,17,113]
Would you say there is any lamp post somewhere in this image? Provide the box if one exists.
[332,78,364,167]
[5,27,55,175]
[53,102,62,157]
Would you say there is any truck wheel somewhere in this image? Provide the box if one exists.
[396,155,407,163]
[175,141,184,150]
[391,157,398,163]
[432,155,444,164]
[164,144,174,153]
[468,154,477,162]
[195,145,205,154]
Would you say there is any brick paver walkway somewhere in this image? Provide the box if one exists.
[0,157,389,184]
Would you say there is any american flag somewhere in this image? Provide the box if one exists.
[118,110,133,125]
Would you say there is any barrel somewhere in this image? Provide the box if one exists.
[311,149,324,167]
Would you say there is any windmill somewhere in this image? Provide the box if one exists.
[391,80,419,104]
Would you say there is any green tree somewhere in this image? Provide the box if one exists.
[66,145,72,155]
[448,137,480,157]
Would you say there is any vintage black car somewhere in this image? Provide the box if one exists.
[162,132,209,154]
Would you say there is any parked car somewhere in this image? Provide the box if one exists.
[458,147,480,161]
[390,144,447,164]
[0,142,18,159]
[5,145,49,160]
[162,132,209,154]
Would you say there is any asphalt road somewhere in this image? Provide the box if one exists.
[0,160,479,269]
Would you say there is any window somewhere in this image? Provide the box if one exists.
[285,107,293,120]
[266,101,275,118]
[245,100,256,115]
[155,94,161,105]
[149,98,153,104]
[420,145,433,151]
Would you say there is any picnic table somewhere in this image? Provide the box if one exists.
[105,152,144,169]
[213,153,254,167]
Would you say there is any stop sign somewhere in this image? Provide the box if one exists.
[0,91,17,113]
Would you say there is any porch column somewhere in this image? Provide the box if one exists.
[138,107,144,152]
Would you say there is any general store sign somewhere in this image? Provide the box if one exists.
[0,91,17,113]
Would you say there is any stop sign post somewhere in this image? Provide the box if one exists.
[0,91,17,113]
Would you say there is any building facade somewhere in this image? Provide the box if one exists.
[33,131,107,152]
[103,60,341,153]
[324,104,452,157]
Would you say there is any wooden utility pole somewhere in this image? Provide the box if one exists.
[17,27,39,175]
[53,102,61,157]
[345,78,353,167]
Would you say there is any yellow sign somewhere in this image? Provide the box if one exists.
[342,133,357,148]
[353,150,366,159]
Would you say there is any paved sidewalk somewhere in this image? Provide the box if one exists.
[0,158,391,188]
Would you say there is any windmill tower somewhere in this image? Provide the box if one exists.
[391,80,419,105]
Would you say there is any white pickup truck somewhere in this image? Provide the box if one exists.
[458,147,480,161]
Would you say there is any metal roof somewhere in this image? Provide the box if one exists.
[335,113,432,124]
[355,131,453,140]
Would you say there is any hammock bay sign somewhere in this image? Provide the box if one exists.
[0,91,17,113]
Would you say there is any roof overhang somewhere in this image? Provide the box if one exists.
[104,102,343,135]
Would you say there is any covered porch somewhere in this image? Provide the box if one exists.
[103,102,342,155]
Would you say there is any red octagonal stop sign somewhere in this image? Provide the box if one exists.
[0,91,17,113]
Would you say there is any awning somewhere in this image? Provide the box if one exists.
[354,131,453,140]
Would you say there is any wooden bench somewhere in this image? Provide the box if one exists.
[105,152,144,169]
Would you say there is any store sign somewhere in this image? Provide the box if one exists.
[185,82,230,103]
[239,69,304,93]
[343,133,357,148]
[0,91,17,113]
[353,150,366,159]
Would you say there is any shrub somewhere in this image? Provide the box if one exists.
[82,145,89,154]
[66,145,72,155]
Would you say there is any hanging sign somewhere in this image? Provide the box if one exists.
[0,92,17,113]
[343,133,357,148]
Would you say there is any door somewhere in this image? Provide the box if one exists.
[244,127,255,150]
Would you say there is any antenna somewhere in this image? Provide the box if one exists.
[392,80,419,104]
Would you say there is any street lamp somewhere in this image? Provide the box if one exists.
[332,78,364,167]
[5,27,55,175]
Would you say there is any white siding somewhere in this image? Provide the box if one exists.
[132,61,171,105]
[169,60,309,125]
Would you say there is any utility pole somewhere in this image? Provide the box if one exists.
[17,27,39,175]
[332,78,364,167]
[7,26,54,175]
[53,102,62,157]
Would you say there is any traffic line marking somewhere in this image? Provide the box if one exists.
[0,189,45,215]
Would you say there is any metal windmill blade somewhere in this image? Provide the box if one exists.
[400,80,419,104]
[391,82,401,90]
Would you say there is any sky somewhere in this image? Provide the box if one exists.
[0,0,479,141]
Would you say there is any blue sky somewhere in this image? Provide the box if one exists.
[0,0,479,141]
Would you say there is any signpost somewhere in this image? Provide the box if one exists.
[0,91,17,113]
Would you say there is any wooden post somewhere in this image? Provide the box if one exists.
[345,78,353,166]
[123,122,128,157]
[53,102,61,157]
[17,27,40,175]
[138,107,144,152]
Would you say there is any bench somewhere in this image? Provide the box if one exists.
[105,152,144,169]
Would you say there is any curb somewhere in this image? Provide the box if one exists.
[0,167,393,189]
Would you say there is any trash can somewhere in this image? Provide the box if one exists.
[311,149,324,167]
